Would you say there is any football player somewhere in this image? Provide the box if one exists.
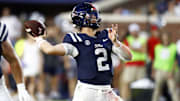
[0,22,31,101]
[31,2,132,101]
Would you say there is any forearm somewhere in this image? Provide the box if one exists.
[38,39,55,54]
[9,59,23,84]
[112,41,132,61]
[36,38,66,56]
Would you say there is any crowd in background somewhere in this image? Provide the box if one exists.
[113,0,180,16]
[1,1,180,101]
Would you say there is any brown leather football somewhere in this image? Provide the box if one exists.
[24,20,45,37]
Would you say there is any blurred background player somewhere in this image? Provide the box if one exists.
[152,32,179,101]
[121,23,146,101]
[27,2,132,101]
[147,25,160,79]
[0,22,31,101]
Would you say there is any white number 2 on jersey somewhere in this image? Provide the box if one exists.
[95,48,110,71]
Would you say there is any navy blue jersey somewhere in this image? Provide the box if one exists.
[0,22,9,78]
[63,29,113,85]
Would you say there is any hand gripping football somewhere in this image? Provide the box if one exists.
[24,20,45,37]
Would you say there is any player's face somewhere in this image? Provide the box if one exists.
[162,33,169,46]
[131,31,139,38]
[152,30,159,37]
[90,14,97,23]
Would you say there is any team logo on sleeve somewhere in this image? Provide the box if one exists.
[84,40,91,46]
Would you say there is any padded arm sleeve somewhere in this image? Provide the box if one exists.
[61,43,79,57]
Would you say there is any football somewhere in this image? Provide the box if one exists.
[24,20,45,37]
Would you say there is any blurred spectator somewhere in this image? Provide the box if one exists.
[147,25,160,79]
[165,0,176,16]
[152,32,179,101]
[121,23,147,101]
[0,7,22,43]
[157,0,169,14]
[113,8,131,16]
[15,33,43,100]
[163,0,180,16]
[147,3,158,15]
[174,0,180,16]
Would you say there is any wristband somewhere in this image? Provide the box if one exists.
[17,83,25,90]
[61,43,79,57]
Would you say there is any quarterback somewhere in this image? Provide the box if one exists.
[29,2,132,101]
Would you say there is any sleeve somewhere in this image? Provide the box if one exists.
[0,22,8,42]
[112,45,126,61]
[112,41,131,61]
[62,33,79,57]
